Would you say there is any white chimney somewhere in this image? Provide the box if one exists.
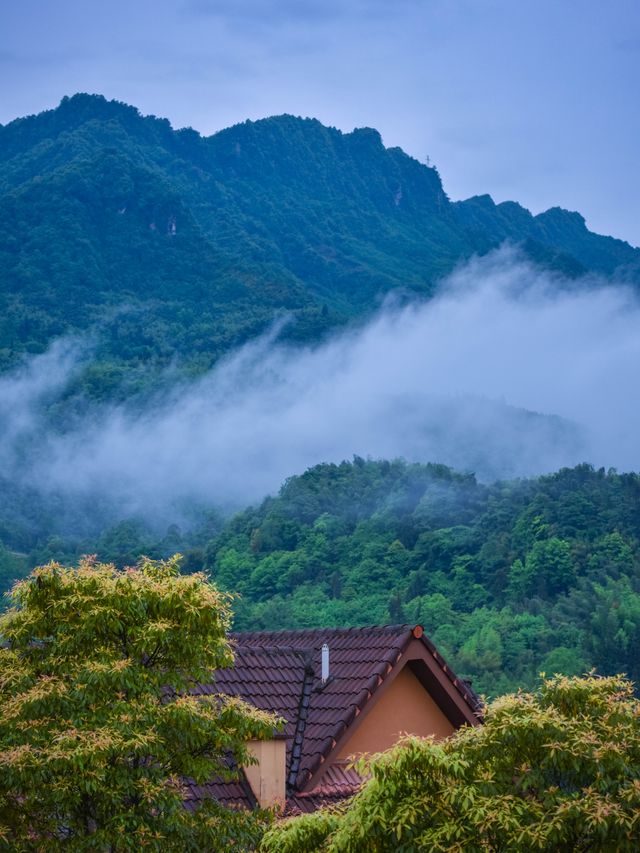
[321,643,330,684]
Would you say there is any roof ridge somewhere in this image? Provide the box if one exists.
[231,623,410,639]
[286,657,315,794]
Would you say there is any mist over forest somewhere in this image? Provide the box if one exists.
[1,246,639,529]
[1,94,640,704]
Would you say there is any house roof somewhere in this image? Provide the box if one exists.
[284,764,363,815]
[182,753,257,812]
[198,624,482,800]
[183,773,256,812]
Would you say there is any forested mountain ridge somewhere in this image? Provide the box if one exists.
[3,95,640,699]
[204,459,640,696]
[6,457,638,698]
[1,93,638,397]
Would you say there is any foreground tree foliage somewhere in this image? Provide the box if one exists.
[0,556,275,852]
[262,674,640,852]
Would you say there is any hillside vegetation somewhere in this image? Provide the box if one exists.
[4,459,639,698]
[1,94,638,400]
[2,96,640,699]
[205,460,640,696]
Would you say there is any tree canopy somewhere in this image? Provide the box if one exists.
[262,674,640,852]
[204,460,640,695]
[0,556,276,851]
[5,460,640,698]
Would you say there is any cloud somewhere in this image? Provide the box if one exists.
[0,338,86,471]
[2,247,639,527]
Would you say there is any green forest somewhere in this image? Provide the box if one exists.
[203,459,640,696]
[3,458,639,699]
[2,96,640,699]
[1,94,639,403]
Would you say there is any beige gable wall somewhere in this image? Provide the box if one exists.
[244,738,287,808]
[335,665,454,760]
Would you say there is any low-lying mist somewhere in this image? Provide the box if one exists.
[2,246,639,527]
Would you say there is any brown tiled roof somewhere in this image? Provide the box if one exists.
[285,765,363,815]
[193,646,311,753]
[183,776,256,812]
[182,755,257,812]
[210,624,482,796]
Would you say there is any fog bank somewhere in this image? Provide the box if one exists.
[3,247,639,520]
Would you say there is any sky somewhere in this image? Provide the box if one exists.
[1,0,639,245]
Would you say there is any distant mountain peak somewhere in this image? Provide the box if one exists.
[0,93,637,388]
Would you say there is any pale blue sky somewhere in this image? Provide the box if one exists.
[2,0,638,244]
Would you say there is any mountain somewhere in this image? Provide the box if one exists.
[8,457,639,698]
[1,93,638,398]
[203,459,640,696]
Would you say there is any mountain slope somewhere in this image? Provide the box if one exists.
[203,459,640,696]
[1,94,638,394]
[3,457,640,697]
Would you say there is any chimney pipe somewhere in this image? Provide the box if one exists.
[321,643,330,684]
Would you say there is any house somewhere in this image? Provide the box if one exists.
[185,624,482,814]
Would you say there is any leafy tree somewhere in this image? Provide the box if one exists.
[0,556,276,851]
[523,537,577,597]
[262,674,640,852]
[540,645,589,677]
[588,577,640,683]
[505,557,529,603]
[457,621,504,675]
